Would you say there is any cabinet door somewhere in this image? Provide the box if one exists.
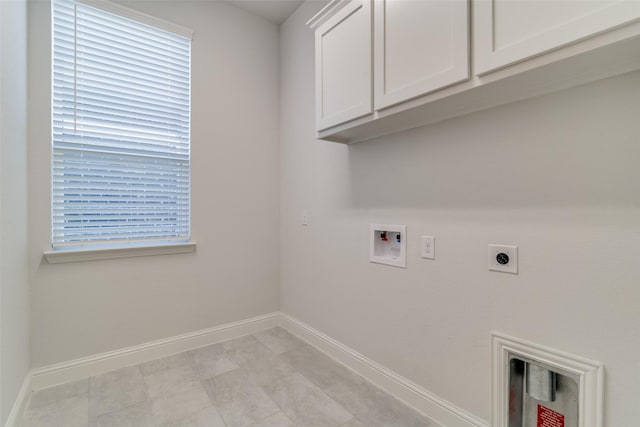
[316,0,372,131]
[374,0,469,110]
[474,0,640,74]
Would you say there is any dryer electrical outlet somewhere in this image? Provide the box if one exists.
[488,244,518,274]
[370,224,406,268]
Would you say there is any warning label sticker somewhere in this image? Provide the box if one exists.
[538,405,565,427]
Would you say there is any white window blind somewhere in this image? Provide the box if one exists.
[52,0,192,249]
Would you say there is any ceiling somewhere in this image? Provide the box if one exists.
[226,0,306,25]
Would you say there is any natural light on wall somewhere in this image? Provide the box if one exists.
[49,0,194,261]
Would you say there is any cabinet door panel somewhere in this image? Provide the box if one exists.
[374,0,469,110]
[316,0,372,130]
[474,0,640,74]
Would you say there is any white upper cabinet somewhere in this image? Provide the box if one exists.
[474,0,640,74]
[313,0,373,130]
[374,0,469,110]
[309,0,640,142]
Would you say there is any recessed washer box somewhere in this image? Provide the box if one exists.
[369,224,406,268]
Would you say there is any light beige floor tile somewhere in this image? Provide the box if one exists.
[187,343,239,379]
[89,401,151,427]
[143,364,199,400]
[23,331,436,427]
[140,353,192,377]
[262,373,353,427]
[23,394,88,427]
[253,328,308,355]
[28,378,89,410]
[248,411,294,427]
[222,335,260,352]
[149,382,211,427]
[165,406,226,427]
[225,337,295,387]
[89,366,148,417]
[324,368,437,427]
[356,401,437,427]
[341,418,366,427]
[280,343,354,390]
[323,369,386,415]
[202,369,280,427]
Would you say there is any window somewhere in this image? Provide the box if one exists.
[51,0,193,256]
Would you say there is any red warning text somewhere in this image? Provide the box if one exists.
[538,405,565,427]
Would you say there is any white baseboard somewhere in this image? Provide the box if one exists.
[4,372,32,427]
[30,312,280,391]
[22,311,487,427]
[279,313,489,427]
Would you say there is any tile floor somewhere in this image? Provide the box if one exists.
[20,327,438,427]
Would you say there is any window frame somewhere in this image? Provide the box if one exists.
[45,0,196,263]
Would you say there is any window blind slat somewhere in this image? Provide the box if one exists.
[53,216,190,226]
[57,237,189,248]
[53,84,190,116]
[51,171,190,181]
[74,32,190,74]
[53,109,189,132]
[53,144,188,162]
[76,5,189,46]
[53,66,190,99]
[52,164,190,179]
[52,0,191,248]
[53,103,189,128]
[71,78,190,109]
[55,125,189,147]
[53,48,190,85]
[53,16,191,60]
[53,148,189,166]
[75,25,190,64]
[53,231,189,241]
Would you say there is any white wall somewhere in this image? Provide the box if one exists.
[28,0,281,368]
[280,2,640,425]
[1,0,30,423]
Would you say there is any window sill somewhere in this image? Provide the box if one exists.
[43,241,197,264]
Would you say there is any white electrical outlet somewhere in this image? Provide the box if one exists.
[421,236,435,259]
[488,244,518,274]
